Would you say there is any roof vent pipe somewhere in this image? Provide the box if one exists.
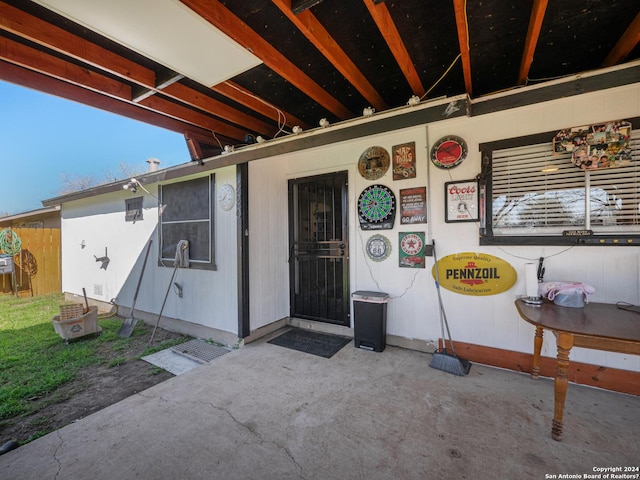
[146,158,160,172]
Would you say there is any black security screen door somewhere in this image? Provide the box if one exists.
[289,171,349,326]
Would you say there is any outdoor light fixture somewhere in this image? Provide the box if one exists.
[407,95,421,106]
[123,178,139,193]
[319,118,329,128]
[362,106,375,117]
[122,177,158,201]
[292,125,303,135]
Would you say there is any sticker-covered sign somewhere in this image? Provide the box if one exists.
[432,252,516,296]
[553,120,632,170]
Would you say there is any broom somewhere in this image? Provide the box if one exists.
[429,240,472,376]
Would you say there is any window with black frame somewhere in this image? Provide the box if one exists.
[479,120,640,246]
[159,175,216,269]
[125,196,143,222]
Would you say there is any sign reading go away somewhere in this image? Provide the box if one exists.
[432,252,517,296]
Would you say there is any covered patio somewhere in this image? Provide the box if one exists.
[1,337,637,479]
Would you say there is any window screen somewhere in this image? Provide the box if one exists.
[482,124,640,244]
[125,197,143,222]
[159,175,216,269]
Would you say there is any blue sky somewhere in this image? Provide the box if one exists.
[0,80,189,215]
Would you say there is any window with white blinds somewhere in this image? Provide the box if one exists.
[491,130,640,237]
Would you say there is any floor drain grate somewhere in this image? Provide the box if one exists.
[171,339,231,364]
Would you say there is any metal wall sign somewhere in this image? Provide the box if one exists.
[365,234,391,262]
[432,252,517,295]
[399,232,425,268]
[392,142,416,180]
[400,187,427,225]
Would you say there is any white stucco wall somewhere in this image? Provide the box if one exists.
[248,82,640,372]
[61,166,239,339]
[58,78,640,372]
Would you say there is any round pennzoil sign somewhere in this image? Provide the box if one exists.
[432,252,516,296]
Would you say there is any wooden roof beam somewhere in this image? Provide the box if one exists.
[138,95,247,141]
[452,0,472,96]
[292,0,324,14]
[131,71,185,103]
[180,0,352,119]
[211,81,309,131]
[602,11,640,67]
[273,0,387,112]
[0,39,247,141]
[0,1,155,87]
[0,59,217,139]
[363,0,425,97]
[518,0,548,85]
[0,2,273,137]
[0,35,131,100]
[161,82,277,136]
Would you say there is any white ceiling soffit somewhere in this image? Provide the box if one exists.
[33,0,262,87]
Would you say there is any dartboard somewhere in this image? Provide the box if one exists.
[358,184,396,230]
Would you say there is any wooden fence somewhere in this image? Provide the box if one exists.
[1,227,61,296]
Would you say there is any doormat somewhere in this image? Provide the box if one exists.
[268,328,351,358]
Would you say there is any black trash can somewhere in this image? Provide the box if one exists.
[352,291,389,352]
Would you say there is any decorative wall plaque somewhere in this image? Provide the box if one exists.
[392,142,416,180]
[358,146,390,180]
[365,234,392,262]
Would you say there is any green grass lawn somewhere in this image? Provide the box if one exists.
[0,293,183,421]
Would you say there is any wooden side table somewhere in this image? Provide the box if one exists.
[515,299,640,440]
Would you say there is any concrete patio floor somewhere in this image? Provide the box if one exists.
[1,335,638,480]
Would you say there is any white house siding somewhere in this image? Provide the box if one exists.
[248,82,640,373]
[61,166,239,340]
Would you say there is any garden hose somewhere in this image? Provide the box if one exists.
[98,298,119,319]
[0,228,22,256]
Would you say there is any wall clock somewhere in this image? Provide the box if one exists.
[358,184,396,230]
[365,234,391,262]
[430,135,468,169]
[217,183,235,211]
